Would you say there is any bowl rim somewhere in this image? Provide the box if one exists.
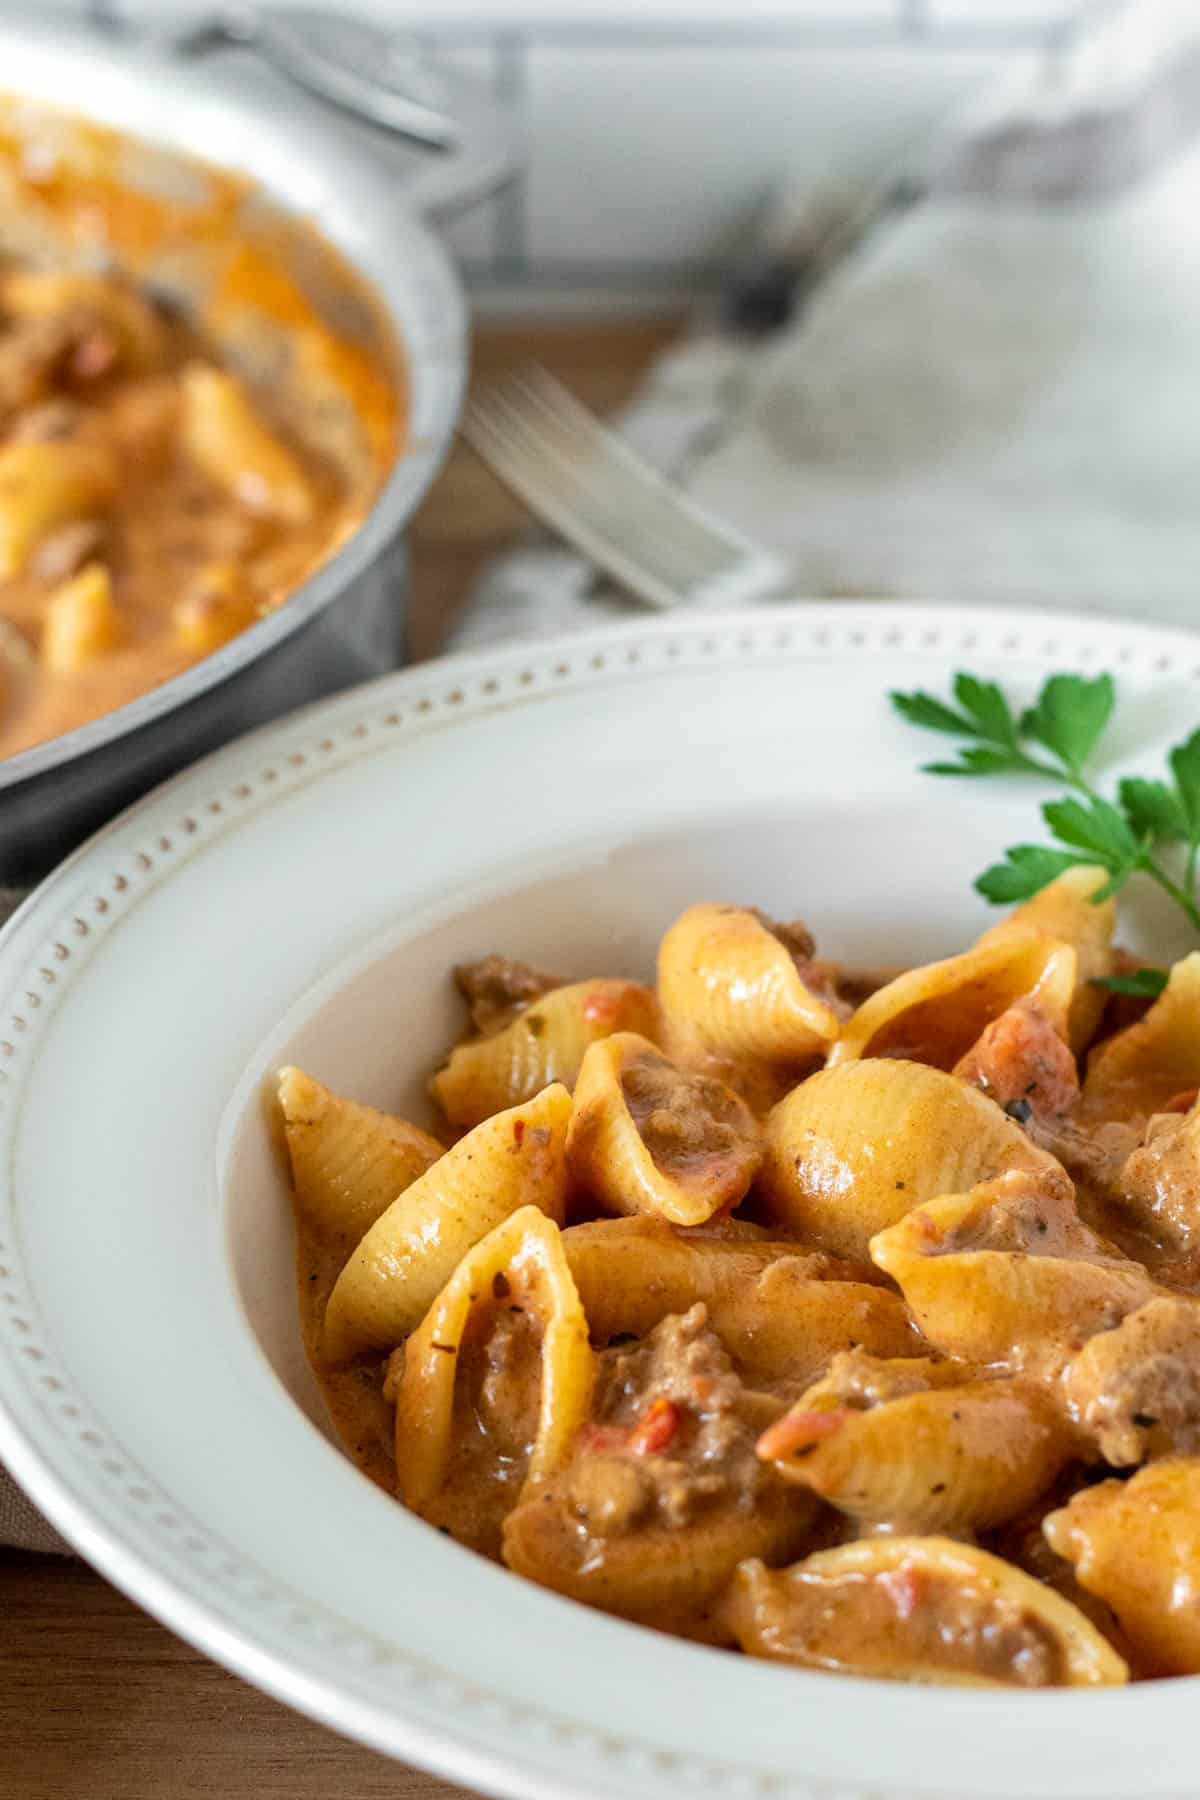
[0,9,468,792]
[4,599,1200,1800]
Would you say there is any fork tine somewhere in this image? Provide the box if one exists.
[467,387,737,594]
[462,366,786,610]
[463,396,688,609]
[470,379,742,591]
[501,368,744,577]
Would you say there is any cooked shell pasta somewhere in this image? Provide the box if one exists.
[0,438,116,577]
[758,1353,1074,1533]
[870,1168,1155,1374]
[656,903,841,1066]
[40,562,121,671]
[975,865,1115,1050]
[724,1538,1128,1686]
[504,1473,815,1643]
[828,930,1076,1070]
[1045,1458,1200,1676]
[431,979,659,1131]
[1082,953,1200,1124]
[760,1058,1057,1259]
[277,1065,442,1246]
[566,1032,761,1226]
[389,1206,593,1553]
[562,1217,916,1387]
[322,1082,571,1363]
[180,363,315,524]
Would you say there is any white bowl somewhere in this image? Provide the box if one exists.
[2,602,1198,1800]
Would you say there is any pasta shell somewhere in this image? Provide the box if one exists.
[759,1362,1074,1533]
[503,1480,816,1643]
[1062,1296,1200,1465]
[656,903,841,1065]
[975,865,1115,1050]
[431,979,659,1131]
[760,1059,1057,1259]
[322,1083,571,1364]
[562,1217,917,1387]
[180,364,314,523]
[278,1066,442,1246]
[390,1206,593,1552]
[1045,1458,1200,1676]
[566,1032,761,1226]
[828,930,1077,1069]
[0,439,116,578]
[870,1168,1155,1374]
[40,563,122,672]
[724,1537,1128,1686]
[1082,953,1200,1125]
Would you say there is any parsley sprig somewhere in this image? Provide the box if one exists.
[891,671,1200,988]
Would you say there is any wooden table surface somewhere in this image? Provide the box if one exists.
[2,318,679,1800]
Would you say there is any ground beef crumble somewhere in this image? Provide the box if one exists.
[566,1304,773,1536]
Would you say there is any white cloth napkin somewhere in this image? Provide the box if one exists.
[452,0,1200,650]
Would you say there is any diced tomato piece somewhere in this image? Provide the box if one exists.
[757,1407,851,1463]
[1164,1089,1199,1115]
[627,1397,681,1456]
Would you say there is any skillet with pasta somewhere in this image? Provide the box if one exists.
[0,107,396,757]
[277,869,1200,1688]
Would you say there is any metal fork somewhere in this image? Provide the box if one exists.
[462,366,788,611]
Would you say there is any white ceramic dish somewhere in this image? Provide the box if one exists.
[2,602,1199,1800]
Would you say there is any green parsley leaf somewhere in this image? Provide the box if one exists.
[952,674,1020,749]
[974,845,1092,904]
[1041,795,1141,868]
[1090,968,1169,999]
[892,667,1200,937]
[923,748,1038,778]
[890,690,978,737]
[1020,673,1115,776]
[1118,777,1189,843]
[1169,728,1200,837]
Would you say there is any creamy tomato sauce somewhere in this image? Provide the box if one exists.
[0,99,399,757]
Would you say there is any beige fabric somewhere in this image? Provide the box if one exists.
[0,1465,71,1554]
